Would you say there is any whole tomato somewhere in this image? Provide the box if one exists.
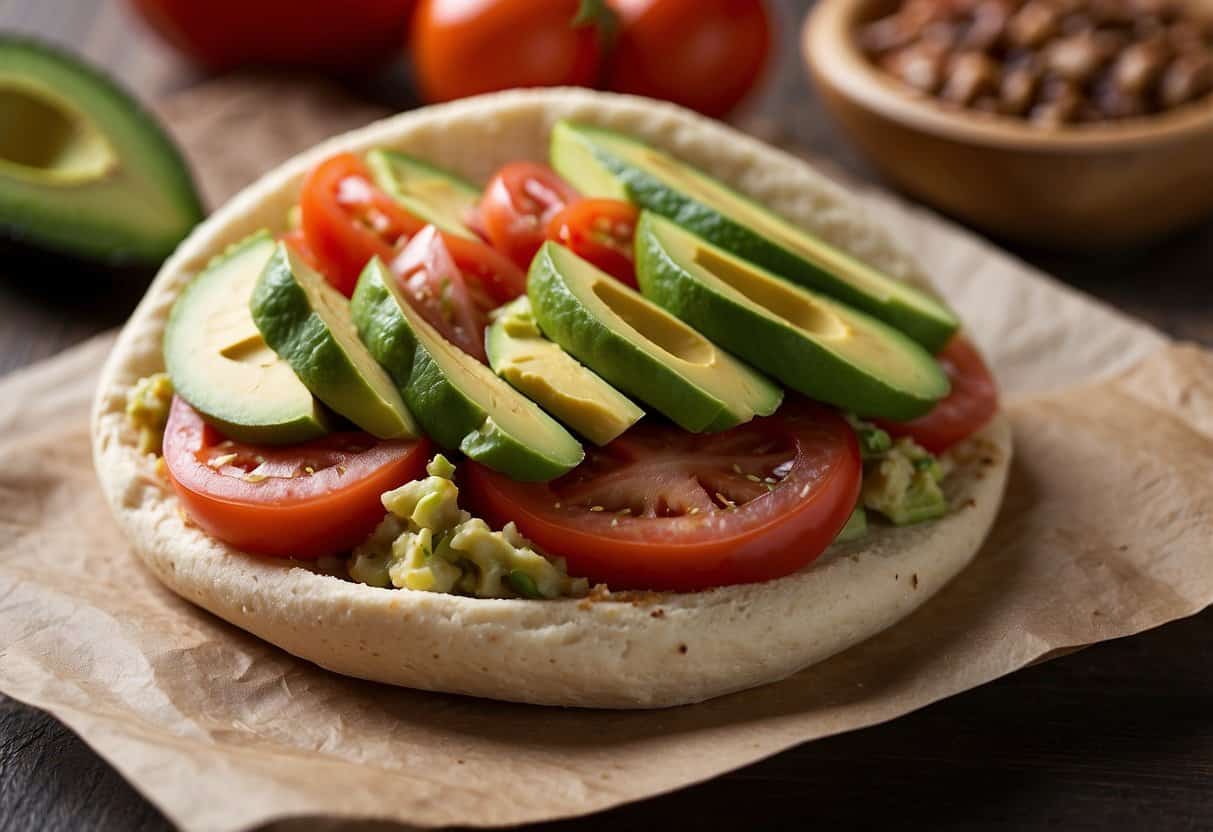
[605,0,772,117]
[409,0,613,103]
[129,0,415,72]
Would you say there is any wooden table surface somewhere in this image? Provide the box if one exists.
[3,2,1213,830]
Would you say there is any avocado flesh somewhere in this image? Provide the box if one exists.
[486,296,644,446]
[0,39,203,264]
[164,232,330,444]
[366,149,480,239]
[351,258,583,481]
[636,213,949,421]
[251,242,420,439]
[550,121,958,351]
[528,242,782,433]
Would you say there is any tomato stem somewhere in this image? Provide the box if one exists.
[572,0,619,49]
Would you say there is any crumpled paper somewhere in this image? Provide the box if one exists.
[1,78,1210,832]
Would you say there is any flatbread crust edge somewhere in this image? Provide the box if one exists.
[90,88,1012,709]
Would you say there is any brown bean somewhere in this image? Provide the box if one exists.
[1046,32,1111,80]
[942,51,1002,104]
[1007,1,1061,48]
[1112,39,1171,93]
[1159,51,1213,107]
[1164,20,1207,52]
[1000,64,1042,113]
[963,0,1013,50]
[858,18,913,54]
[882,44,949,93]
[1093,80,1148,116]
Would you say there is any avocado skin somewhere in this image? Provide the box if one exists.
[0,38,204,265]
[552,122,958,352]
[527,245,732,433]
[635,214,949,421]
[351,259,582,482]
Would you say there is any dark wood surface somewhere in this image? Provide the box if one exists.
[2,2,1212,830]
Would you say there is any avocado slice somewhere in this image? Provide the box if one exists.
[164,232,330,444]
[0,39,203,264]
[635,213,949,421]
[366,149,480,239]
[251,242,420,439]
[549,121,958,351]
[351,258,584,481]
[486,296,644,446]
[528,242,782,433]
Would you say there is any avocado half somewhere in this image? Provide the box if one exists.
[0,38,204,264]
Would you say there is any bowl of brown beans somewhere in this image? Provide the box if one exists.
[803,0,1213,246]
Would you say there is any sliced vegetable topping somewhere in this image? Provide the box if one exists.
[162,397,431,559]
[546,197,640,287]
[463,400,862,591]
[478,161,579,269]
[877,336,999,453]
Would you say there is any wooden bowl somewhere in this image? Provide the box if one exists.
[802,0,1213,248]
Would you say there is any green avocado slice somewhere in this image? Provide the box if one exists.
[528,242,782,433]
[0,38,203,264]
[251,242,420,439]
[351,258,584,481]
[549,120,958,351]
[486,296,644,446]
[164,232,330,445]
[635,213,949,420]
[366,149,480,239]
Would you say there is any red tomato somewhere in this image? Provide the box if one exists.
[442,232,528,304]
[464,401,861,591]
[409,0,611,103]
[877,336,999,454]
[300,153,425,296]
[130,0,415,72]
[299,154,527,313]
[479,162,580,269]
[391,226,490,362]
[162,397,431,559]
[546,198,639,287]
[605,0,772,118]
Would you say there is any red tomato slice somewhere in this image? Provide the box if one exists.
[546,198,640,288]
[441,232,527,305]
[877,336,999,454]
[300,152,425,296]
[463,401,861,591]
[478,161,579,269]
[162,397,431,559]
[391,225,489,363]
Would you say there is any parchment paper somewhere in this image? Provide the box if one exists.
[1,78,1211,832]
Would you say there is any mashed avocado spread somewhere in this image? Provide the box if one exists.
[349,455,589,599]
[843,419,950,539]
[126,373,174,454]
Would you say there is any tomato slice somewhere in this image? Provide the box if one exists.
[463,401,861,591]
[478,162,579,269]
[300,152,425,296]
[391,225,490,363]
[441,231,527,305]
[876,336,999,454]
[162,397,431,559]
[546,198,640,288]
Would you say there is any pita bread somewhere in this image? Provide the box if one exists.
[91,89,1011,708]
